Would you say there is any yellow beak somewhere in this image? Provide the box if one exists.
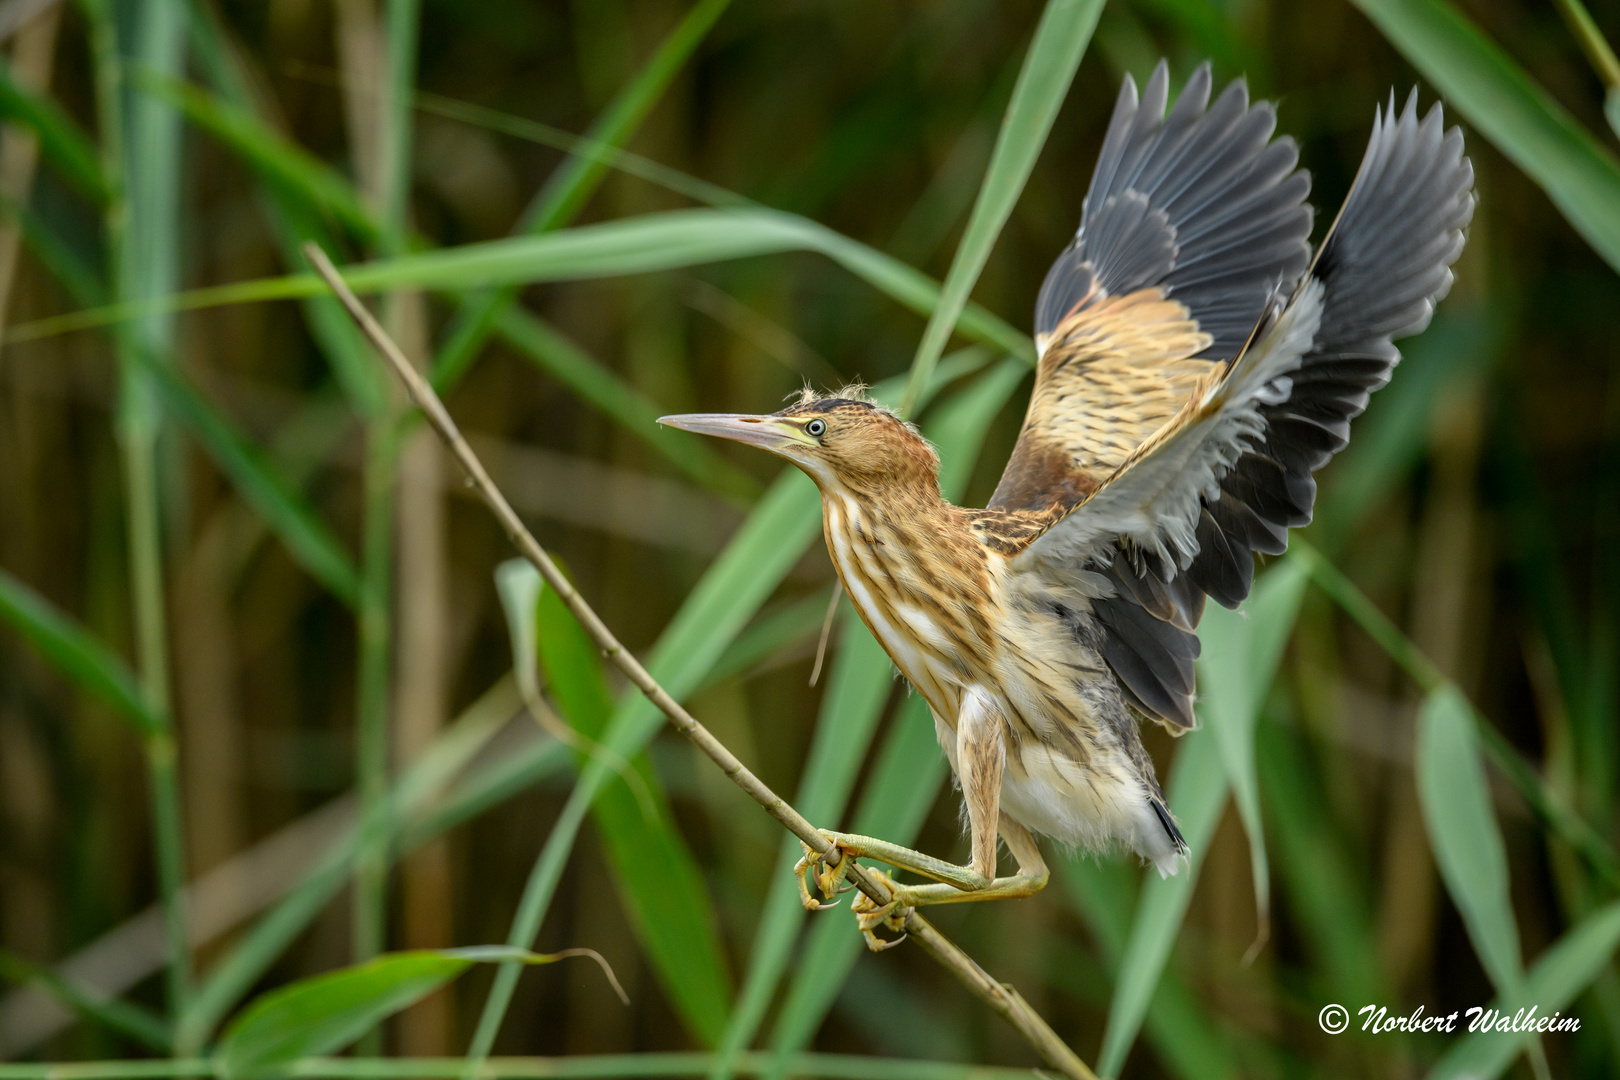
[656,413,812,453]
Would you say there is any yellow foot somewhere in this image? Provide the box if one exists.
[794,830,855,911]
[850,868,914,952]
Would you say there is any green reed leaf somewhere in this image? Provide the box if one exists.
[528,571,734,1047]
[0,57,109,202]
[1096,727,1227,1079]
[1353,0,1620,272]
[1196,554,1311,945]
[9,208,1033,366]
[1416,685,1525,995]
[0,567,164,735]
[899,0,1101,415]
[1428,901,1620,1080]
[218,949,620,1080]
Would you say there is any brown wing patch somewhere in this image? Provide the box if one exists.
[990,288,1215,513]
[965,506,1059,557]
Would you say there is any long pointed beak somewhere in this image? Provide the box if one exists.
[656,412,809,453]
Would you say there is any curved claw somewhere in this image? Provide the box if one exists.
[861,926,908,952]
[794,833,851,911]
[851,868,914,952]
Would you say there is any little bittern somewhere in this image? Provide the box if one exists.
[662,61,1474,947]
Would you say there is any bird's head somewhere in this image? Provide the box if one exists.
[659,390,940,497]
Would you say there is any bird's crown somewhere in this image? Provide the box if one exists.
[774,385,940,487]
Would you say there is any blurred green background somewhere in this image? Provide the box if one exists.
[1,0,1618,1077]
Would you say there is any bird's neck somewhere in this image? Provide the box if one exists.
[813,467,955,540]
[816,473,994,713]
[816,470,990,613]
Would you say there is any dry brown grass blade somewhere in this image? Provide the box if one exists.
[304,240,1097,1080]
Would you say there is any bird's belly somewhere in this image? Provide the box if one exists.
[929,687,1145,845]
[927,624,1175,868]
[999,743,1146,849]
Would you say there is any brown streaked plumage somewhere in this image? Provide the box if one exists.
[659,59,1474,942]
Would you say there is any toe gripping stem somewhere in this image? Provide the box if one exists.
[850,868,913,952]
[795,836,854,911]
[795,834,914,951]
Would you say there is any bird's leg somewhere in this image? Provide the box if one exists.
[877,815,1050,907]
[797,690,1049,949]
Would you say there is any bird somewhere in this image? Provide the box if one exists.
[659,60,1475,948]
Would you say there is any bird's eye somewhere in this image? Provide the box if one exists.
[806,419,827,437]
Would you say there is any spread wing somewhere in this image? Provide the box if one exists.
[991,60,1314,512]
[1007,89,1475,730]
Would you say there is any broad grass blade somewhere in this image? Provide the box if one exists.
[217,949,617,1079]
[1416,685,1525,995]
[1095,727,1228,1079]
[1196,555,1311,944]
[527,573,734,1047]
[1427,901,1620,1080]
[899,0,1102,414]
[1353,0,1620,272]
[1056,858,1237,1080]
[0,568,165,735]
[13,209,1034,366]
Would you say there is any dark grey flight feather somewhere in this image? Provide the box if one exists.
[1033,60,1314,362]
[1033,69,1473,733]
[1182,91,1475,612]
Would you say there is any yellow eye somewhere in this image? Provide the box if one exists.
[806,418,827,437]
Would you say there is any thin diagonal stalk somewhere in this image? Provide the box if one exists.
[305,244,1097,1080]
[82,0,193,1023]
[1554,0,1620,90]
